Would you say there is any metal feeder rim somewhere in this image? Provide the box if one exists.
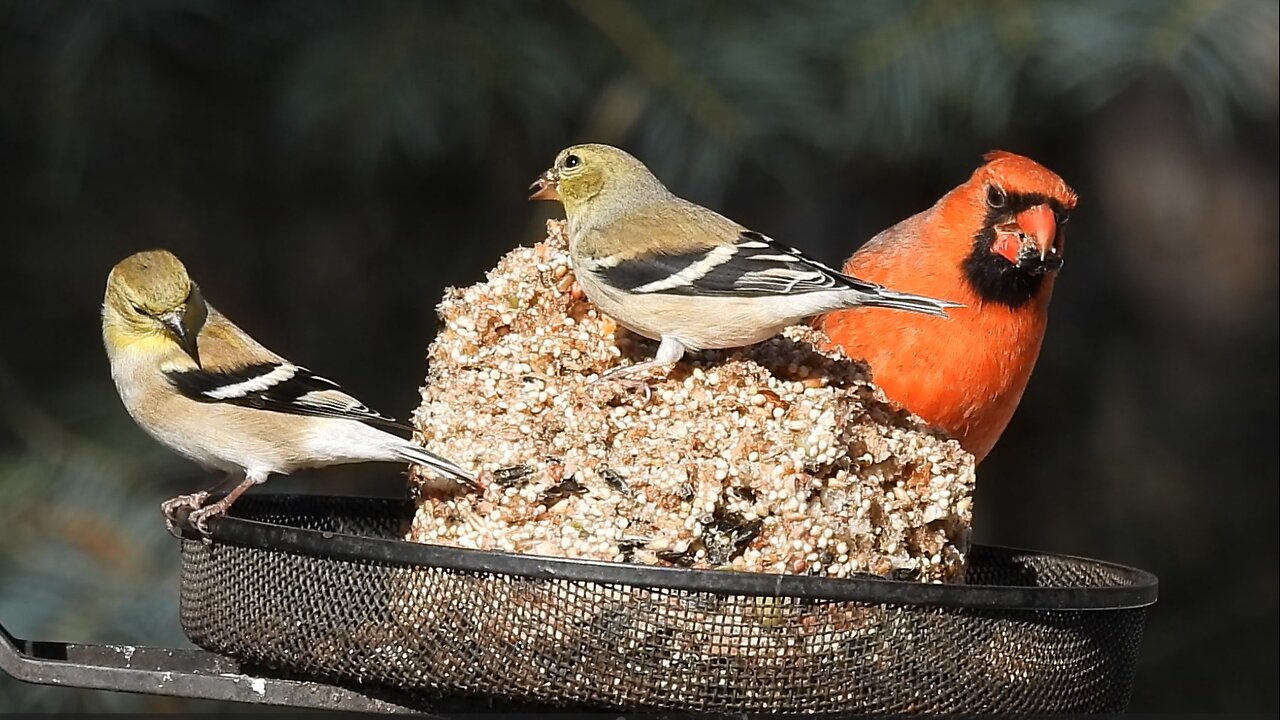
[173,494,1158,612]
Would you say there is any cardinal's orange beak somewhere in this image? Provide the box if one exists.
[992,202,1062,274]
[528,169,560,202]
[1015,203,1058,263]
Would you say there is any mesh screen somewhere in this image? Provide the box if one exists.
[180,495,1149,714]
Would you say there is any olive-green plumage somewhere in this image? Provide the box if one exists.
[102,249,475,534]
[529,143,961,383]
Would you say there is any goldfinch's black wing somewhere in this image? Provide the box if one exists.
[593,231,886,297]
[165,362,406,430]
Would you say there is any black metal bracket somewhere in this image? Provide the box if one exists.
[1,620,416,712]
[1,620,621,715]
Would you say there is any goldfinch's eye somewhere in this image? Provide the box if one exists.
[563,154,581,169]
[986,186,1007,209]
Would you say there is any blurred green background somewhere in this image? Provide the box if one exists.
[1,0,1276,712]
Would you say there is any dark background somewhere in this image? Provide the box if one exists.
[1,1,1275,712]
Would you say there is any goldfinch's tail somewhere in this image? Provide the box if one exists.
[397,443,478,488]
[854,286,964,318]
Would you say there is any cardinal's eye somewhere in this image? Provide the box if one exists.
[1054,208,1070,225]
[986,185,1007,209]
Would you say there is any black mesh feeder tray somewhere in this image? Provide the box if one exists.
[159,493,1156,714]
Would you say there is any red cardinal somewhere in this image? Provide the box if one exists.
[816,151,1077,463]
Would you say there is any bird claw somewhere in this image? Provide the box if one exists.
[161,491,210,539]
[186,504,226,540]
[593,372,653,403]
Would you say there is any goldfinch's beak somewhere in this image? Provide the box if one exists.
[159,308,201,365]
[528,169,560,202]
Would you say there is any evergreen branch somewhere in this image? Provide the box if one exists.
[568,0,755,150]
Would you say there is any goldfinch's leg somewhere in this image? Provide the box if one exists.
[188,470,269,537]
[161,471,240,537]
[597,336,686,401]
[601,335,685,384]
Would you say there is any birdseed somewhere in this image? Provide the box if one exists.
[408,221,975,583]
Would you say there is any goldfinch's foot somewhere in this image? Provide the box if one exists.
[161,491,210,538]
[594,371,653,403]
[187,499,234,539]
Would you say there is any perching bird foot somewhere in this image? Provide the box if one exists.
[186,501,232,539]
[595,357,681,403]
[184,474,260,540]
[161,491,210,538]
[593,372,653,403]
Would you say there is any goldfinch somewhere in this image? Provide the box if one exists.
[102,249,476,534]
[529,143,962,382]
